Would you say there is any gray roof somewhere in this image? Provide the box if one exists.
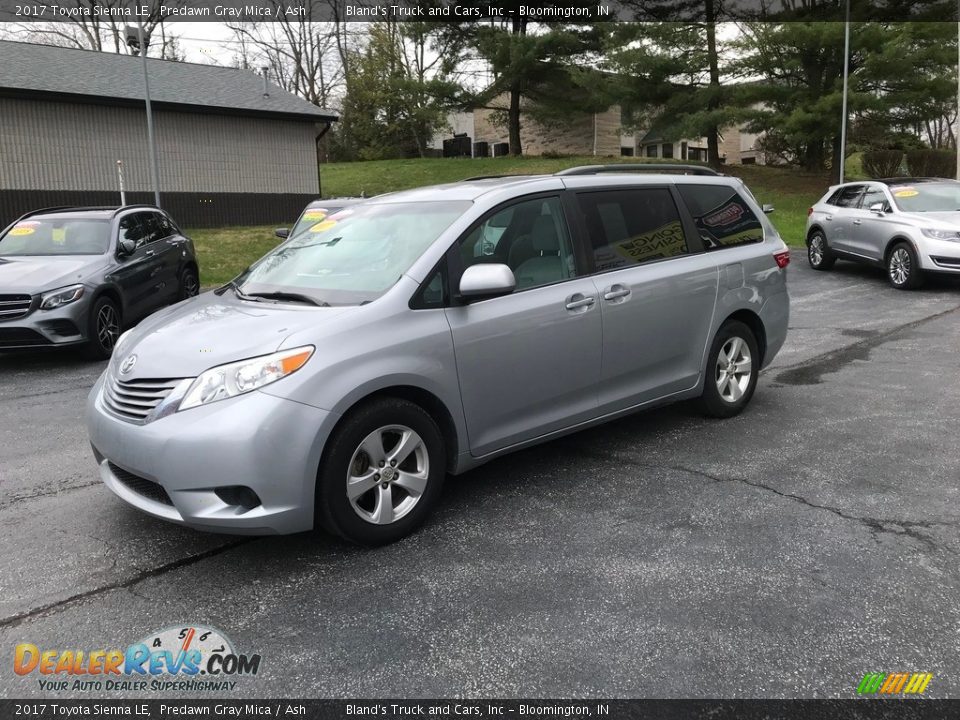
[0,40,337,121]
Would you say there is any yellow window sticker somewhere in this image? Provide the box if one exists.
[613,221,687,263]
[302,210,328,221]
[52,228,66,244]
[894,188,919,198]
[309,219,338,233]
[10,223,37,236]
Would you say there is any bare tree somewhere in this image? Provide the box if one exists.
[3,0,184,56]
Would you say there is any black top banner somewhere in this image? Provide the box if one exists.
[0,0,956,23]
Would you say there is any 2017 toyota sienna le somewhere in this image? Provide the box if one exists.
[86,166,790,545]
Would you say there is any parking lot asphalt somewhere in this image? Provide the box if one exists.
[2,252,960,699]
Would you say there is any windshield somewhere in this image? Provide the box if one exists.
[291,205,348,238]
[237,200,470,306]
[889,182,960,212]
[0,217,110,256]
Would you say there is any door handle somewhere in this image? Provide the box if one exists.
[825,214,833,221]
[565,294,595,311]
[603,285,631,301]
[145,249,155,256]
[852,219,862,225]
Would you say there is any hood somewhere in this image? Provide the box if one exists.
[115,290,353,379]
[0,255,107,293]
[904,211,960,227]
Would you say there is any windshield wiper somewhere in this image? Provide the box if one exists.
[215,279,254,299]
[243,291,330,307]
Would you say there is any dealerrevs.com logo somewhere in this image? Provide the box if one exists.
[13,625,261,693]
[856,672,933,695]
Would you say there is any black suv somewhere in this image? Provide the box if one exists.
[0,205,200,358]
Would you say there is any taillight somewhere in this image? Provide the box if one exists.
[774,250,791,269]
[807,207,814,216]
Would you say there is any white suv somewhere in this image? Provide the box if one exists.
[806,178,960,289]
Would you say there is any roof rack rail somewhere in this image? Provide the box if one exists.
[463,174,527,181]
[556,164,721,177]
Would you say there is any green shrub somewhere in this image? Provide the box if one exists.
[861,150,903,178]
[905,149,956,178]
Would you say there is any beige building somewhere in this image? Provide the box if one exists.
[434,96,766,165]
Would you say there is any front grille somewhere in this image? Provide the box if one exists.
[103,375,184,423]
[0,294,32,321]
[0,327,49,348]
[108,462,173,506]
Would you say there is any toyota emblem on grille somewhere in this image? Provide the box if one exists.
[119,354,137,374]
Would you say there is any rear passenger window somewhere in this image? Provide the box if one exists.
[827,185,865,207]
[678,184,764,250]
[577,188,688,271]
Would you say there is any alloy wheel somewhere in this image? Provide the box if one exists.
[183,272,200,297]
[97,304,120,351]
[346,425,429,525]
[889,248,911,286]
[809,236,825,266]
[715,336,752,403]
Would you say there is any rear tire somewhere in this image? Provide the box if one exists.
[887,241,924,290]
[807,230,836,270]
[315,398,446,546]
[697,321,760,419]
[82,296,121,360]
[178,266,200,300]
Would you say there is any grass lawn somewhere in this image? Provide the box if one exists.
[189,156,833,286]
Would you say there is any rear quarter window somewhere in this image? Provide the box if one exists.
[678,184,764,250]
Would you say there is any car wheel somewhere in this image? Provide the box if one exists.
[697,320,760,419]
[807,230,836,270]
[179,266,200,300]
[887,241,924,290]
[315,398,446,546]
[83,296,121,360]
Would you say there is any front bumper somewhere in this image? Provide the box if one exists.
[0,294,91,349]
[917,237,960,273]
[86,373,339,535]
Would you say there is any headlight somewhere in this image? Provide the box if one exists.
[178,346,314,411]
[40,284,84,310]
[921,228,960,242]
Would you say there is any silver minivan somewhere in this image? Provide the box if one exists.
[86,167,790,545]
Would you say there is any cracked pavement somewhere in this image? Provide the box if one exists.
[2,251,960,698]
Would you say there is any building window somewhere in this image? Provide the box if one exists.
[646,145,658,158]
[621,146,634,157]
[662,143,674,159]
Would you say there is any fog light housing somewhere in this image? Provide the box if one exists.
[215,486,262,511]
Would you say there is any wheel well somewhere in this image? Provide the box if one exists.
[806,225,824,245]
[182,261,199,278]
[338,386,459,473]
[884,236,914,263]
[92,287,123,321]
[722,310,766,367]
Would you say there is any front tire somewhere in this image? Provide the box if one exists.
[697,321,760,419]
[887,241,924,290]
[807,230,836,270]
[315,398,446,546]
[82,296,121,360]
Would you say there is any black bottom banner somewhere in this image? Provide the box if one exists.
[3,699,959,720]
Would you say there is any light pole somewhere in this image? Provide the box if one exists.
[839,0,851,183]
[126,22,161,208]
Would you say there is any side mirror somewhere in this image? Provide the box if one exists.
[762,204,775,214]
[869,202,887,215]
[459,263,516,300]
[275,228,290,239]
[117,238,137,256]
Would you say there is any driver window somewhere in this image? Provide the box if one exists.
[118,214,146,249]
[459,196,576,291]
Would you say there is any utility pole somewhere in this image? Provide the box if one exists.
[839,0,851,184]
[128,22,162,208]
